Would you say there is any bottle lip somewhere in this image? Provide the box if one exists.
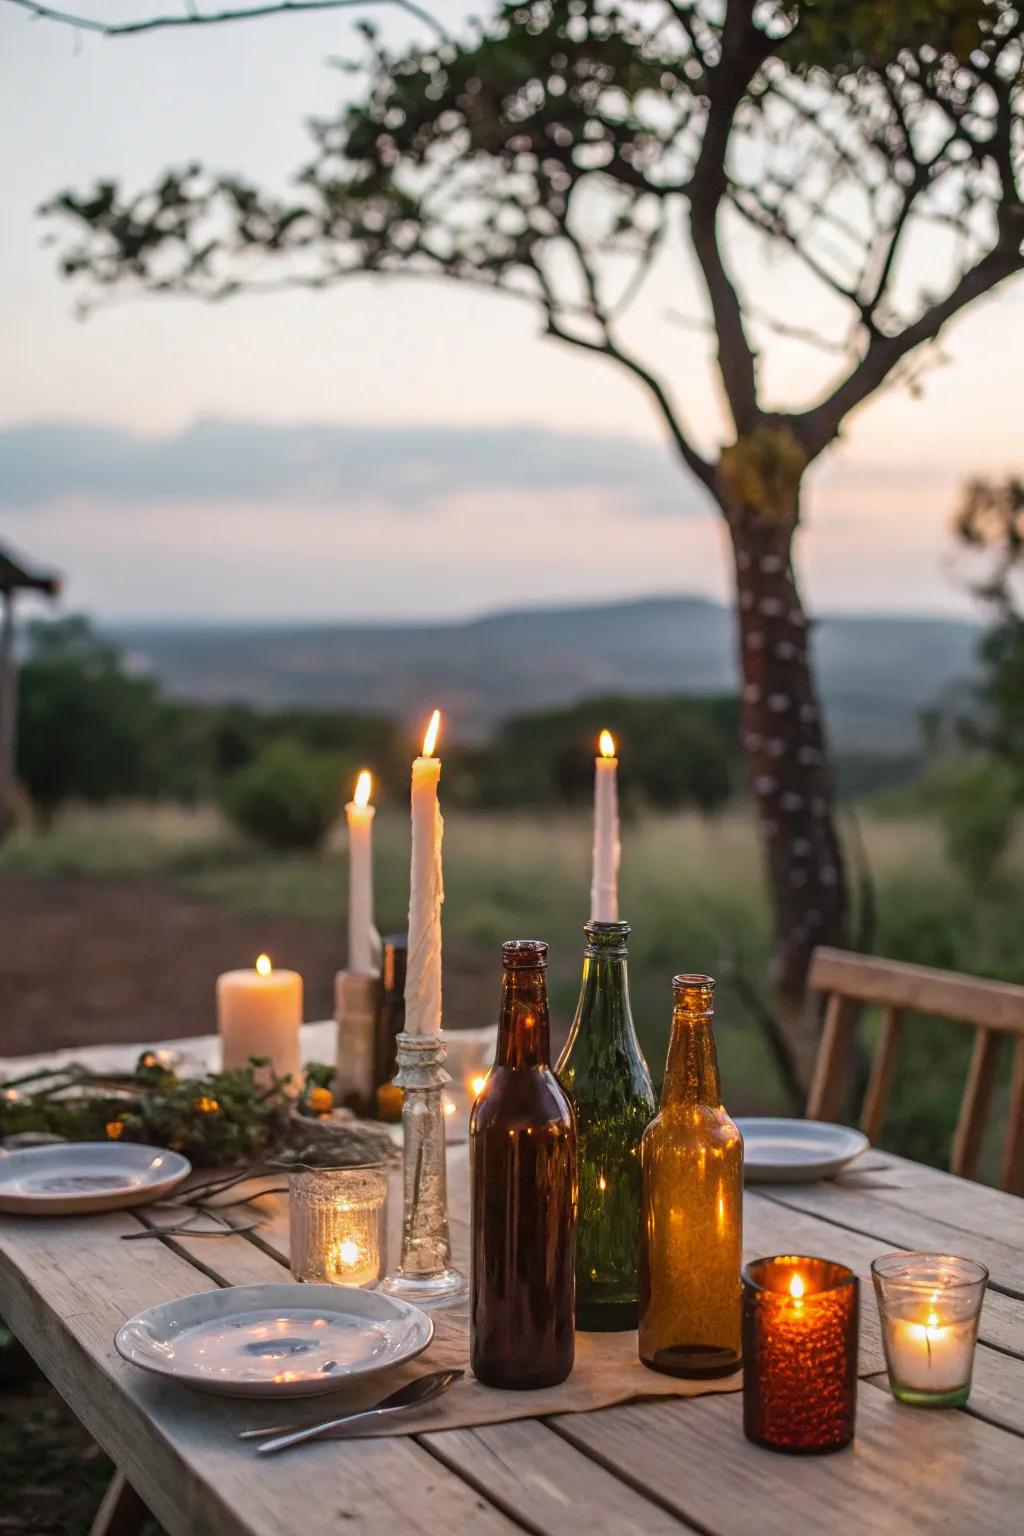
[502,939,548,970]
[584,920,631,939]
[672,972,716,992]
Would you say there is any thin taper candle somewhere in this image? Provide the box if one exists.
[346,769,376,975]
[590,728,620,922]
[406,709,444,1035]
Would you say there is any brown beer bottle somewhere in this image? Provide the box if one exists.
[470,940,577,1389]
[638,973,743,1377]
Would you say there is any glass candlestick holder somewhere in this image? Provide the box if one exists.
[872,1252,987,1408]
[287,1163,388,1288]
[742,1255,858,1454]
[379,1031,466,1307]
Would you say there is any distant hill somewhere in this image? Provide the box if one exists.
[113,596,983,754]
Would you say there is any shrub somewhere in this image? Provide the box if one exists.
[931,759,1018,888]
[222,740,345,850]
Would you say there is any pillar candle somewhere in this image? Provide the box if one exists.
[406,709,444,1035]
[346,769,376,976]
[218,954,302,1088]
[590,728,620,922]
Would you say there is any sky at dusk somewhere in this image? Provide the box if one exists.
[3,3,1023,624]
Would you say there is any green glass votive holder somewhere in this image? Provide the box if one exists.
[871,1253,988,1408]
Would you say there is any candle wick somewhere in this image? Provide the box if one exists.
[926,1329,932,1367]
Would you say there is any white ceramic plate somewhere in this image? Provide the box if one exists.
[737,1118,869,1183]
[0,1142,191,1215]
[115,1283,434,1399]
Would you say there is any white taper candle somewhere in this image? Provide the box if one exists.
[590,728,620,922]
[406,709,444,1035]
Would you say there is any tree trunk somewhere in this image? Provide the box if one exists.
[722,490,847,1093]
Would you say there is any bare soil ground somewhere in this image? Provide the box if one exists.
[0,874,494,1058]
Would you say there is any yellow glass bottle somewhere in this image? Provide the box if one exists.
[638,973,743,1378]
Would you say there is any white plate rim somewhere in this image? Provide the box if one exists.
[114,1282,435,1398]
[736,1117,870,1183]
[0,1141,192,1215]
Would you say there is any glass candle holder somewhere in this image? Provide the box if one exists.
[742,1255,858,1454]
[287,1164,388,1288]
[872,1252,987,1408]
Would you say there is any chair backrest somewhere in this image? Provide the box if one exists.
[806,947,1024,1193]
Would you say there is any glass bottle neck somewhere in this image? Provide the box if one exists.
[577,943,632,1037]
[496,968,552,1068]
[661,997,722,1110]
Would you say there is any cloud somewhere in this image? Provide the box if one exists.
[1,418,701,518]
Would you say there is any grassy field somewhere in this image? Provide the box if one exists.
[4,799,1023,1168]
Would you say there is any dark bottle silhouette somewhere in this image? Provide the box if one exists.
[470,939,577,1389]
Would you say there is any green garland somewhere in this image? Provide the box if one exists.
[0,1052,346,1168]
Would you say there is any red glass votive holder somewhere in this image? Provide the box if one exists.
[742,1255,858,1454]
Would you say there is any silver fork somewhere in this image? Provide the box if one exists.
[241,1368,463,1455]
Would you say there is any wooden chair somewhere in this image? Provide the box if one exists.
[805,946,1024,1194]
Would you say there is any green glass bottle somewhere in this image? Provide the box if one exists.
[556,920,656,1330]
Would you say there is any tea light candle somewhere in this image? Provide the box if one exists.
[287,1165,388,1289]
[872,1252,988,1407]
[742,1255,858,1453]
[218,955,302,1089]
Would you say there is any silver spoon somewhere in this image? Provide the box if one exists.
[244,1368,463,1455]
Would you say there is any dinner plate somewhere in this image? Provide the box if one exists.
[115,1283,434,1398]
[0,1142,191,1215]
[736,1118,869,1183]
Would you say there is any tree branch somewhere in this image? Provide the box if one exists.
[685,0,772,435]
[546,315,714,494]
[798,234,1024,458]
[4,0,447,40]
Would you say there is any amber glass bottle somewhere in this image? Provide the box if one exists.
[638,974,743,1378]
[470,940,577,1389]
[556,920,655,1330]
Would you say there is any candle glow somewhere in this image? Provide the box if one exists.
[742,1256,859,1453]
[354,769,372,808]
[423,708,441,758]
[599,729,616,758]
[256,953,272,977]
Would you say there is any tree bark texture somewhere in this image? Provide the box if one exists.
[722,494,847,1090]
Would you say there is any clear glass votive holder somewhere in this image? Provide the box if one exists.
[742,1255,859,1454]
[287,1164,388,1288]
[871,1252,988,1408]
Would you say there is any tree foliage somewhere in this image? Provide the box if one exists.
[955,475,1024,770]
[16,616,186,818]
[43,0,1023,481]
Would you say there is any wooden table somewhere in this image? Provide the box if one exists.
[2,1146,1023,1536]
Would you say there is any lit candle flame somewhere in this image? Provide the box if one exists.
[422,709,441,758]
[789,1272,805,1300]
[338,1239,361,1267]
[353,769,372,808]
[255,954,272,977]
[599,728,616,759]
[597,1174,607,1192]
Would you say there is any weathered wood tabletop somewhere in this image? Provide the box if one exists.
[1,1143,1023,1536]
